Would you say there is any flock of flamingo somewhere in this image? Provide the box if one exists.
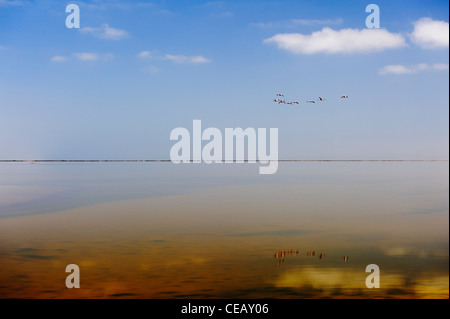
[273,93,349,105]
[273,249,350,266]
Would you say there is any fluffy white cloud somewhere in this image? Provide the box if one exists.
[379,63,449,75]
[264,27,406,54]
[410,18,449,49]
[80,24,129,40]
[50,55,68,63]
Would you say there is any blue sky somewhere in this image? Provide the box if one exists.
[0,0,448,160]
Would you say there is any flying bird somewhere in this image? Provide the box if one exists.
[272,92,348,105]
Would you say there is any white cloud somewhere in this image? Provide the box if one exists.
[50,53,113,63]
[264,27,406,54]
[74,52,99,61]
[73,52,113,62]
[433,63,450,70]
[80,24,129,40]
[137,51,156,59]
[50,55,68,63]
[164,54,211,64]
[190,56,210,63]
[138,51,211,64]
[0,0,23,6]
[410,18,449,49]
[379,63,449,75]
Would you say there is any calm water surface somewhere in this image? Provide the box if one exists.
[0,162,448,298]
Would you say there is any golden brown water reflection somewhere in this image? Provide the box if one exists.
[0,162,448,298]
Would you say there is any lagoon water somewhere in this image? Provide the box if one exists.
[0,161,448,298]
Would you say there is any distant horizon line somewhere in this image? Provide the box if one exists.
[0,159,448,162]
